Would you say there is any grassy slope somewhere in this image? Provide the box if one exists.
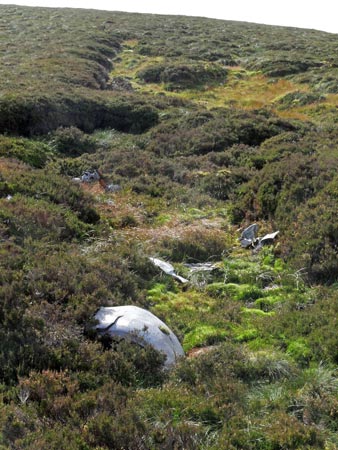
[0,5,337,449]
[112,38,336,120]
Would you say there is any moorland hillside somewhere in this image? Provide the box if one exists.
[0,5,337,449]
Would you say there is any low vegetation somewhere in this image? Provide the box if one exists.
[0,4,337,449]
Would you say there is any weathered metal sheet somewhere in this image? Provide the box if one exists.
[94,305,185,367]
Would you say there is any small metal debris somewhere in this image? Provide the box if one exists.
[106,183,121,193]
[254,231,280,251]
[149,257,189,283]
[81,170,100,183]
[263,284,280,291]
[239,223,259,248]
[72,169,122,193]
[239,224,279,250]
[185,262,218,273]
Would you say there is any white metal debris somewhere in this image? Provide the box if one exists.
[149,257,189,283]
[239,224,279,250]
[94,305,185,367]
[184,262,218,273]
[81,170,100,183]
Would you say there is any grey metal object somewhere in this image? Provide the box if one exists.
[94,305,185,367]
[106,183,121,193]
[149,257,189,283]
[81,170,100,183]
[185,262,218,273]
[239,224,279,250]
[239,223,259,248]
[254,230,280,251]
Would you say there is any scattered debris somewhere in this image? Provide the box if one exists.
[6,195,13,201]
[94,305,185,367]
[239,224,279,250]
[81,170,100,183]
[263,284,280,291]
[185,262,218,273]
[184,263,219,288]
[97,170,121,193]
[71,171,99,183]
[71,169,122,193]
[105,183,121,193]
[149,257,189,283]
[239,223,259,248]
[254,230,280,252]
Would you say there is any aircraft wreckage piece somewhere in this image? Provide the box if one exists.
[149,257,189,283]
[184,262,218,273]
[254,230,280,251]
[239,224,279,249]
[81,170,100,183]
[239,223,259,248]
[94,305,185,367]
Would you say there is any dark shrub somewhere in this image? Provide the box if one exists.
[50,126,96,156]
[245,57,323,77]
[137,62,227,90]
[0,135,53,168]
[276,90,325,109]
[148,108,296,157]
[0,93,158,136]
[160,228,230,262]
[1,164,100,224]
[0,195,91,243]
